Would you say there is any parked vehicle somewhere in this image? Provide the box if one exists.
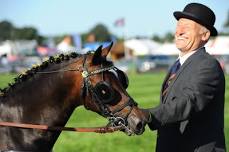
[114,58,135,73]
[136,55,177,73]
[214,55,229,74]
[10,56,42,73]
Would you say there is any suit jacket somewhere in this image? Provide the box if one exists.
[148,48,226,152]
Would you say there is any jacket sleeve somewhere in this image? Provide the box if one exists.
[147,58,224,130]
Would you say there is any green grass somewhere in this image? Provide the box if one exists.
[0,72,228,151]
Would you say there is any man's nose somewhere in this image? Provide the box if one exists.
[175,29,181,36]
[175,26,185,36]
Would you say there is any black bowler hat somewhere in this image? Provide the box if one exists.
[173,3,217,36]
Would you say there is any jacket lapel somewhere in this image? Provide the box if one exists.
[160,66,173,102]
[162,48,206,103]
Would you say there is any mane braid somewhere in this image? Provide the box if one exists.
[0,52,81,97]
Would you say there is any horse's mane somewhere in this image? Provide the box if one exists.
[0,52,84,97]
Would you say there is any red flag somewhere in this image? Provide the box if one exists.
[114,18,125,27]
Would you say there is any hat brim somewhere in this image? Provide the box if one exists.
[173,11,217,36]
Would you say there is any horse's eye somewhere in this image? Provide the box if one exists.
[95,82,112,100]
[93,82,120,104]
[101,90,106,95]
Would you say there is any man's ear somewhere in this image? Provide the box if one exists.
[92,42,113,65]
[202,31,210,41]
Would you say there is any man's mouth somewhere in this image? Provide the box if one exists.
[176,36,186,41]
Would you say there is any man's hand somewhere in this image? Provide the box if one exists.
[140,108,161,131]
[140,108,152,123]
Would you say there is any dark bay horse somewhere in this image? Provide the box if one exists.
[0,43,148,151]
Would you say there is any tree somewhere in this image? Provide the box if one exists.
[14,27,39,40]
[0,20,45,44]
[222,10,229,35]
[0,21,14,41]
[152,35,163,43]
[224,10,229,28]
[163,32,174,42]
[89,23,111,42]
[152,32,174,43]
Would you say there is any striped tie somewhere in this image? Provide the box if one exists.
[162,59,181,97]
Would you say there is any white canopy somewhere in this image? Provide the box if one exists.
[206,36,229,55]
[0,41,12,56]
[124,36,229,56]
[152,43,179,55]
[151,36,229,56]
[124,39,160,56]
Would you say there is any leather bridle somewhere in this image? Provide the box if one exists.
[80,55,137,134]
[0,54,137,135]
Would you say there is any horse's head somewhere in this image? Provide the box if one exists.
[73,43,148,135]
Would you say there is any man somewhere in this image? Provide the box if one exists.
[143,3,226,152]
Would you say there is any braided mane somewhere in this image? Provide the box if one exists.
[0,52,83,97]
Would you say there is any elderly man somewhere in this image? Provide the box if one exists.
[143,3,226,152]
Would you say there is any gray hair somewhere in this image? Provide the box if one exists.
[200,25,210,35]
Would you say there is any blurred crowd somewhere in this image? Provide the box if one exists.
[1,35,229,74]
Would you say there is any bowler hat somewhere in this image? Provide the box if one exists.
[173,3,217,36]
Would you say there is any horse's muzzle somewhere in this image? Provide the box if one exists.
[127,114,146,135]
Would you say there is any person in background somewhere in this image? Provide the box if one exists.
[57,35,75,53]
[142,3,226,152]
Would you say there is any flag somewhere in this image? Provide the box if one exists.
[114,18,125,27]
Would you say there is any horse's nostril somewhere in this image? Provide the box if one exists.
[136,122,143,131]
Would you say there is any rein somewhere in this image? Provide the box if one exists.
[0,54,134,134]
[0,121,122,133]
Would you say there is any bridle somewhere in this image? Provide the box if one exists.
[80,54,137,135]
[0,54,137,135]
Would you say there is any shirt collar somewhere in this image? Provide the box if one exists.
[178,47,204,65]
[179,51,195,65]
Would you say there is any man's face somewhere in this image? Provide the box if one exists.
[175,18,206,53]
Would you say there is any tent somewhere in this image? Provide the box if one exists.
[152,36,229,56]
[124,39,160,56]
[152,43,179,55]
[0,41,12,56]
[206,36,229,55]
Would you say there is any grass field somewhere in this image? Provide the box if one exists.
[0,73,228,152]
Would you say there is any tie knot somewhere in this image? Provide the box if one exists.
[170,59,181,74]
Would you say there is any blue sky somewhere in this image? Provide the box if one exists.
[1,0,229,38]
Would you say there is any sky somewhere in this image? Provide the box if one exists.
[1,0,229,38]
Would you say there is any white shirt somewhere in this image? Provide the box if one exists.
[179,51,196,65]
[178,46,204,65]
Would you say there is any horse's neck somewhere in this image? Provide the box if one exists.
[0,67,81,150]
[2,73,75,120]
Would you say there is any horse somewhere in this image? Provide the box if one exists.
[0,43,148,151]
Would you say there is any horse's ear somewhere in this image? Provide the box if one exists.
[92,45,103,65]
[92,42,113,65]
[101,42,113,58]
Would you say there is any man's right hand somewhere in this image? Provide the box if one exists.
[140,108,152,124]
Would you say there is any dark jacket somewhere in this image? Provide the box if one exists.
[148,48,226,152]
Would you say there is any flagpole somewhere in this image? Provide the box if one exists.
[114,18,128,59]
[122,19,129,59]
[114,17,135,73]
